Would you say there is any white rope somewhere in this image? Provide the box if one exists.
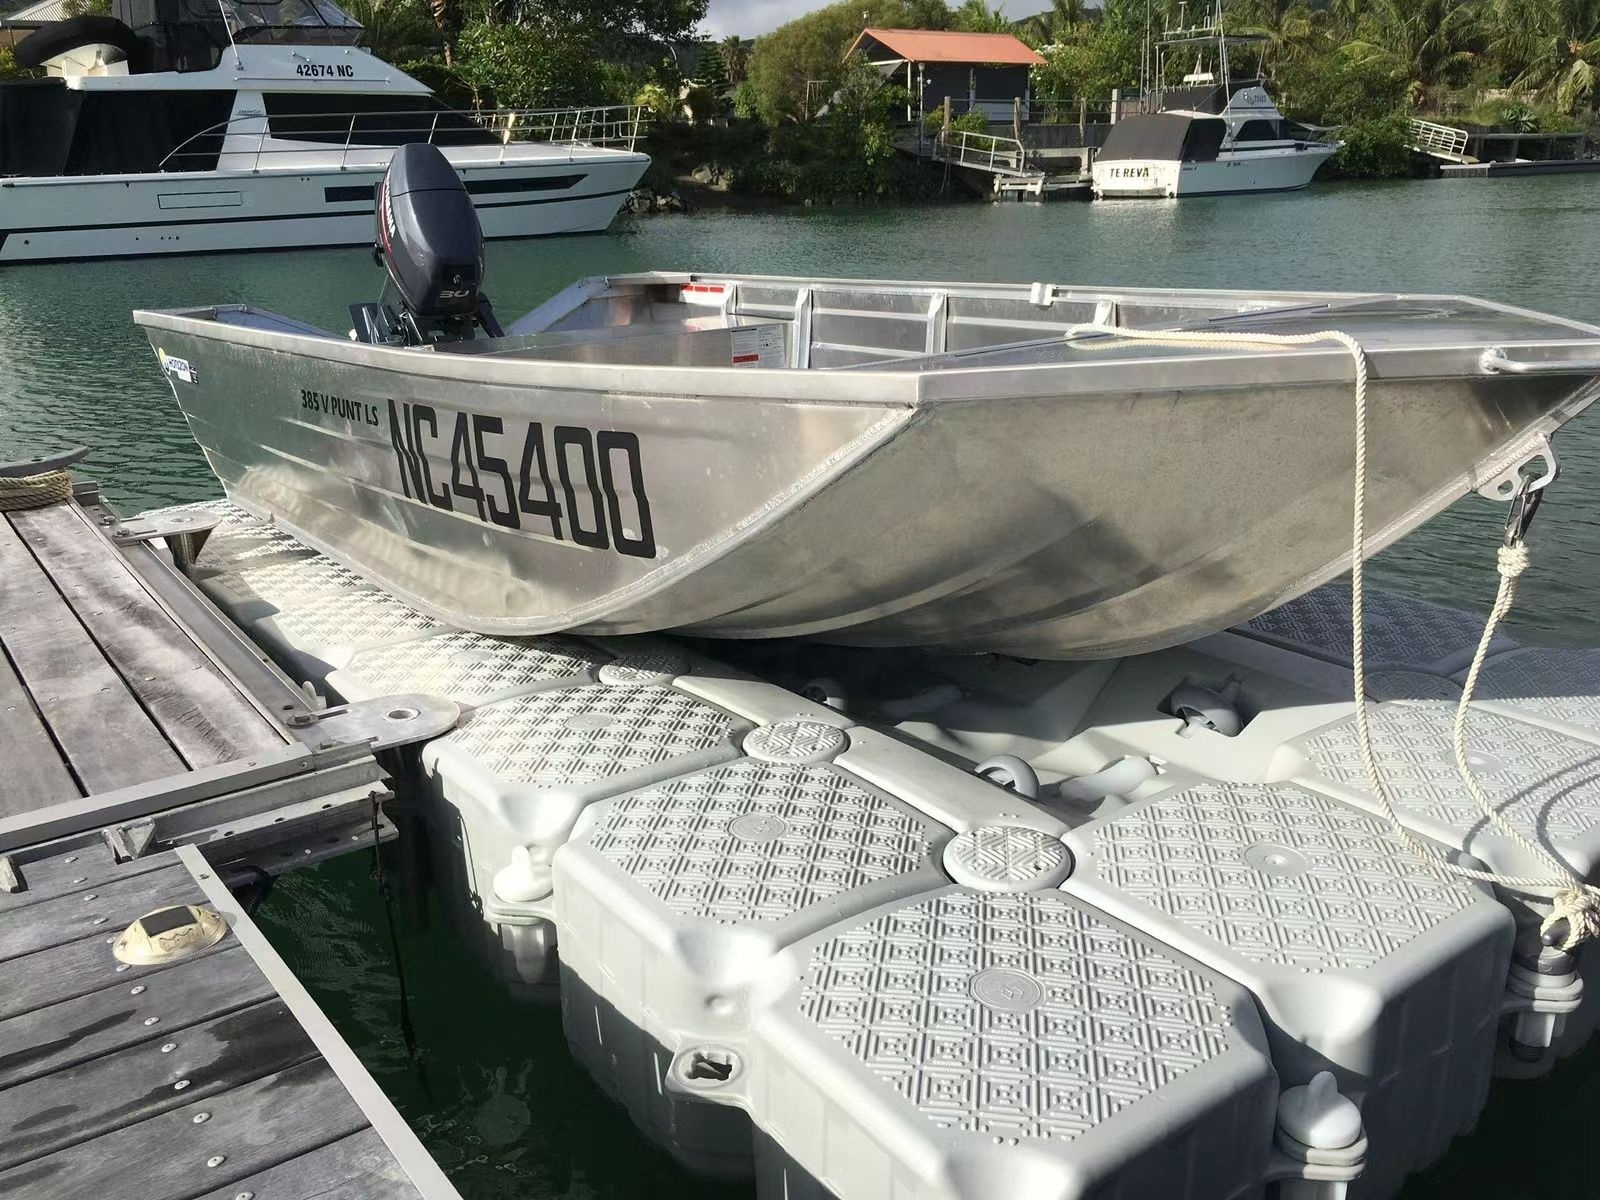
[0,468,72,512]
[1065,321,1600,951]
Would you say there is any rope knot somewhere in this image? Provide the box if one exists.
[1498,542,1531,579]
[1540,885,1600,952]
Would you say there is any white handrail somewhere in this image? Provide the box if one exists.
[1408,118,1469,157]
[158,104,649,172]
[933,128,1031,176]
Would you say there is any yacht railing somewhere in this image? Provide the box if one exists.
[158,103,648,172]
[931,129,1035,177]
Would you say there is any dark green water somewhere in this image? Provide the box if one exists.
[4,177,1600,1197]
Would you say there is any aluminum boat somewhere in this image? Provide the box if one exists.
[133,157,1600,658]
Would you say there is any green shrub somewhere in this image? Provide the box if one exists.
[1325,113,1414,179]
[0,47,37,80]
[949,110,993,136]
[398,58,474,109]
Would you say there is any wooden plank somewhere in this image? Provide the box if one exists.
[0,1057,368,1200]
[0,1000,319,1170]
[192,1129,422,1200]
[0,646,79,814]
[0,932,231,1023]
[0,945,273,1089]
[0,514,182,794]
[0,861,198,964]
[8,504,284,770]
[0,844,172,918]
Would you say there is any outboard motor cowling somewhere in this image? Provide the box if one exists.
[352,143,503,345]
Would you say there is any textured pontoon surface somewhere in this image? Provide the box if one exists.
[142,499,1600,1200]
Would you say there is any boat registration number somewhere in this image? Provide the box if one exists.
[385,400,657,559]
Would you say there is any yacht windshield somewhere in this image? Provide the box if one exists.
[223,0,363,36]
[112,0,362,67]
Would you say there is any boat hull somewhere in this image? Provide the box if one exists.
[0,150,646,263]
[136,279,1600,659]
[1093,144,1339,198]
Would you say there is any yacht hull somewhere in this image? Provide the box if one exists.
[0,150,646,263]
[1093,144,1339,198]
[133,275,1600,659]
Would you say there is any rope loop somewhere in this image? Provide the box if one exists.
[1542,885,1600,953]
[0,468,72,512]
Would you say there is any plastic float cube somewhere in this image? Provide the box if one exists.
[417,644,755,991]
[1241,582,1515,676]
[243,587,450,679]
[1280,671,1600,888]
[1062,776,1513,1198]
[1459,647,1600,743]
[553,719,957,1174]
[325,630,605,707]
[742,888,1279,1200]
[199,555,377,626]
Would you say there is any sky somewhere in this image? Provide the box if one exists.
[700,0,1055,39]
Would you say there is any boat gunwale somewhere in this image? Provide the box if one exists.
[135,288,1600,408]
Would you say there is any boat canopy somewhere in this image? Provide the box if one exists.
[1097,113,1228,163]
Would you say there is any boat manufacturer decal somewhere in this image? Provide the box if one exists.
[156,347,198,385]
[731,324,784,368]
[385,401,657,559]
[301,388,379,426]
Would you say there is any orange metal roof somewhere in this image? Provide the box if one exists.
[848,28,1045,66]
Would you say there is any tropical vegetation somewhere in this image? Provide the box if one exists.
[4,0,1593,193]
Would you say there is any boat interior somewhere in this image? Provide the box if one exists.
[198,274,1600,376]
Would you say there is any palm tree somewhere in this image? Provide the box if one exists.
[1233,0,1327,79]
[1025,0,1087,44]
[1347,0,1484,103]
[1488,0,1600,112]
[720,33,751,86]
[951,0,1013,33]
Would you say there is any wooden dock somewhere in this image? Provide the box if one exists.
[0,841,460,1200]
[0,475,463,1200]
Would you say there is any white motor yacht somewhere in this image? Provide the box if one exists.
[1092,10,1339,199]
[0,0,650,262]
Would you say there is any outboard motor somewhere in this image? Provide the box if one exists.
[351,143,504,346]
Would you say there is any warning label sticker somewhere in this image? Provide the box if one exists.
[730,324,785,368]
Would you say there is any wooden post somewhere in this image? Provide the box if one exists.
[942,97,951,136]
[1078,96,1087,139]
[1013,96,1022,141]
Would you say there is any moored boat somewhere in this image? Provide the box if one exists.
[1092,6,1340,199]
[0,0,648,262]
[134,148,1600,659]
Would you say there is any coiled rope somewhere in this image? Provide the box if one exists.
[1065,321,1600,950]
[0,469,72,512]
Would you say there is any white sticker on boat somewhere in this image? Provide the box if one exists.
[730,324,784,369]
[156,347,198,385]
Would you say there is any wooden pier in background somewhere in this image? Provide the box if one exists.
[0,475,462,1200]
